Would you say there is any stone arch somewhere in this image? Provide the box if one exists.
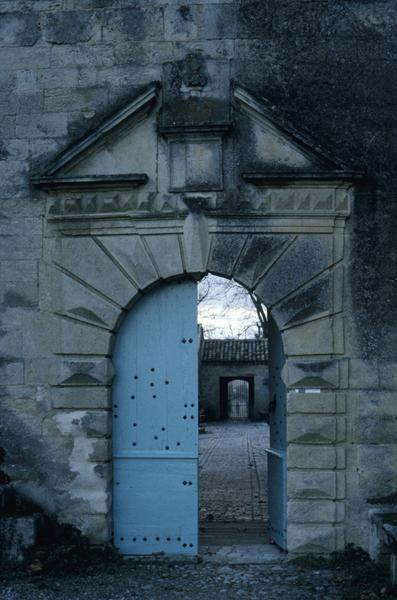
[50,222,346,553]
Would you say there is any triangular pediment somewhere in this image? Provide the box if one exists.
[32,83,160,190]
[33,79,362,198]
[232,85,351,179]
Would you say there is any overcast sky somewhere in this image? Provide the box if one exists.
[197,274,260,339]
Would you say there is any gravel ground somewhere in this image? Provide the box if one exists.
[0,561,346,600]
[1,545,396,600]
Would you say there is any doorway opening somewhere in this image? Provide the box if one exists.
[198,275,273,549]
[220,376,254,420]
[112,275,286,557]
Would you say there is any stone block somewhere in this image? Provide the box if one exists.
[1,277,38,308]
[0,47,50,69]
[288,524,337,553]
[379,361,397,389]
[58,318,111,355]
[349,359,380,389]
[0,328,22,358]
[44,87,107,113]
[287,391,339,414]
[44,11,94,44]
[0,116,15,140]
[234,234,292,290]
[0,357,24,385]
[285,358,345,389]
[352,391,397,444]
[22,313,54,358]
[288,445,337,469]
[0,13,40,46]
[164,4,235,42]
[58,237,138,309]
[16,70,37,93]
[182,213,210,274]
[57,270,120,331]
[288,499,338,523]
[25,358,52,385]
[288,471,336,499]
[283,316,334,356]
[0,260,38,308]
[115,41,174,65]
[0,218,42,259]
[169,138,223,192]
[16,113,68,139]
[288,415,337,444]
[254,235,334,307]
[0,159,30,197]
[101,7,164,42]
[79,514,111,544]
[97,236,158,291]
[51,45,114,68]
[89,439,111,462]
[52,387,110,409]
[54,357,114,387]
[0,515,42,562]
[96,65,160,90]
[358,445,397,501]
[272,270,333,329]
[3,140,29,162]
[173,39,235,60]
[54,410,111,438]
[38,67,79,89]
[207,234,247,279]
[15,92,44,114]
[143,235,183,280]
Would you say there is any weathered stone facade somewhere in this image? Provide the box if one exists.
[1,1,397,556]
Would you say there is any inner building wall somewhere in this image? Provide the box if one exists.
[200,364,269,421]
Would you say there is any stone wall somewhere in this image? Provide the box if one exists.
[199,363,269,420]
[1,0,397,554]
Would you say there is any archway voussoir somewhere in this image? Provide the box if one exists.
[55,270,121,332]
[255,235,335,308]
[233,234,293,291]
[207,233,248,280]
[143,234,184,280]
[96,235,158,291]
[58,237,139,308]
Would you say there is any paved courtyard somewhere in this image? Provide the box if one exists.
[199,421,270,547]
[199,421,269,523]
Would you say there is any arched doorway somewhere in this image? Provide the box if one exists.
[112,275,285,556]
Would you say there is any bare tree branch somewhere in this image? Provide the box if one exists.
[198,275,267,339]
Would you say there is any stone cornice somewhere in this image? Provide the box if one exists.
[33,174,148,191]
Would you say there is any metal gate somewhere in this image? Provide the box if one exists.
[112,279,198,555]
[266,314,287,550]
[228,379,249,419]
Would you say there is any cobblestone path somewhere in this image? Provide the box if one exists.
[199,422,269,523]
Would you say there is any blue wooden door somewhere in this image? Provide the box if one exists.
[267,314,287,550]
[112,280,198,555]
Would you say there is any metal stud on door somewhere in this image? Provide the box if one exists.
[112,280,198,555]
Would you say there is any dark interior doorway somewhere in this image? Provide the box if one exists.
[219,376,254,420]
